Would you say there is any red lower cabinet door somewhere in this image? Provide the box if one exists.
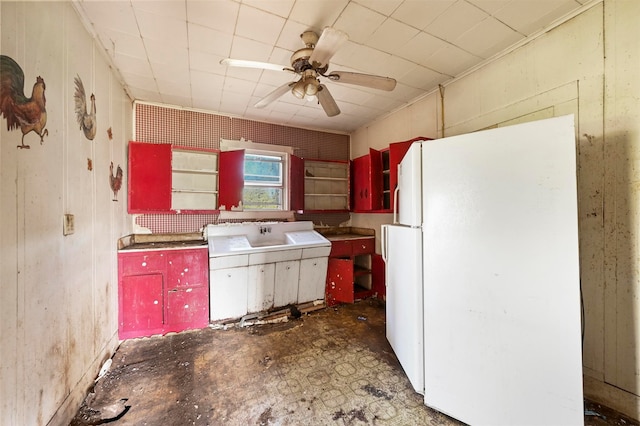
[167,249,208,289]
[120,274,164,338]
[326,258,354,306]
[165,287,209,331]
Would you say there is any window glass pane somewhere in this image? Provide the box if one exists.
[243,187,282,210]
[244,154,282,184]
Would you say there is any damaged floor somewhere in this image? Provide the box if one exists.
[71,299,638,426]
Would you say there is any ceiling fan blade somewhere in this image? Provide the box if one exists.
[317,84,340,117]
[254,82,295,108]
[326,71,397,91]
[221,58,292,73]
[309,27,348,68]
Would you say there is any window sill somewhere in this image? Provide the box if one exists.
[218,210,295,221]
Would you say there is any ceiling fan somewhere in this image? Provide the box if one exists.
[221,27,397,117]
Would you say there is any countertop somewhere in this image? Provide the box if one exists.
[118,233,206,251]
[315,227,375,241]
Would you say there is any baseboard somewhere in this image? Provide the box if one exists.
[583,375,640,421]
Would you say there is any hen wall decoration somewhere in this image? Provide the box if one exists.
[110,162,123,201]
[74,75,96,140]
[0,55,49,149]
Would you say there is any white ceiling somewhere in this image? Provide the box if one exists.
[72,0,592,134]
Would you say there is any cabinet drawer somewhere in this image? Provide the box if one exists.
[120,253,166,275]
[167,249,208,289]
[330,240,352,257]
[352,238,374,255]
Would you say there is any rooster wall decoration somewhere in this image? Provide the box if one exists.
[0,55,48,149]
[74,75,96,140]
[110,162,123,201]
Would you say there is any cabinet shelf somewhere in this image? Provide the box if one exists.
[302,159,350,211]
[173,169,218,175]
[171,189,219,194]
[305,176,348,181]
[354,265,371,275]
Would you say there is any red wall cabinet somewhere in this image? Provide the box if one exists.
[388,138,429,211]
[118,247,209,339]
[218,150,244,211]
[351,148,383,212]
[351,137,430,213]
[128,141,244,213]
[128,142,172,212]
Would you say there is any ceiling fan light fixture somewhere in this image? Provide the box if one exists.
[292,79,306,99]
[304,78,319,96]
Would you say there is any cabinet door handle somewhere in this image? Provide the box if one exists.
[364,188,368,198]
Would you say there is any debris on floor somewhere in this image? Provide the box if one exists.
[72,393,129,425]
[69,299,638,426]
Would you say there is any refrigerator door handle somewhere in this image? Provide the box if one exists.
[393,185,400,224]
[381,225,387,264]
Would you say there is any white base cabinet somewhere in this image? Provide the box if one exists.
[210,267,248,321]
[247,263,276,313]
[298,257,329,302]
[209,248,330,322]
[274,260,301,307]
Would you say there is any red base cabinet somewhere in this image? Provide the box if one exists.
[118,247,209,339]
[325,236,376,306]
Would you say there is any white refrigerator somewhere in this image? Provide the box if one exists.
[381,115,584,425]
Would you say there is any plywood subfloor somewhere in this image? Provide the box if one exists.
[71,300,637,425]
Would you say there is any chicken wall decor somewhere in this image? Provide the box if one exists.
[110,162,123,201]
[0,55,48,149]
[74,75,96,140]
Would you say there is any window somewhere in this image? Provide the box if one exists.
[243,151,288,210]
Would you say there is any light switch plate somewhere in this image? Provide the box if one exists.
[63,214,74,235]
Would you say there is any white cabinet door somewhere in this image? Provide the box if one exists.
[297,257,328,303]
[274,260,300,307]
[210,267,248,321]
[247,263,275,313]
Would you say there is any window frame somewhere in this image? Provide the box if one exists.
[242,148,290,211]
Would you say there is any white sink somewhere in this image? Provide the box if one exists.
[249,238,287,248]
[205,221,330,257]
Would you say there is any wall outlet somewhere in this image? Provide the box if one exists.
[63,214,75,236]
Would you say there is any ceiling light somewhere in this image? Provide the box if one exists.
[304,78,319,96]
[292,79,306,99]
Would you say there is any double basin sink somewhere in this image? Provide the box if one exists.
[205,221,330,257]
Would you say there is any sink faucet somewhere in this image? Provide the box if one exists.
[259,226,272,234]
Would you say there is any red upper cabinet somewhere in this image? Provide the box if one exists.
[218,150,244,211]
[290,155,304,211]
[387,137,431,211]
[351,148,383,212]
[351,137,431,213]
[129,142,223,213]
[128,142,172,213]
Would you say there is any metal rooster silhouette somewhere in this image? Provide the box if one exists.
[0,55,48,149]
[74,75,96,140]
